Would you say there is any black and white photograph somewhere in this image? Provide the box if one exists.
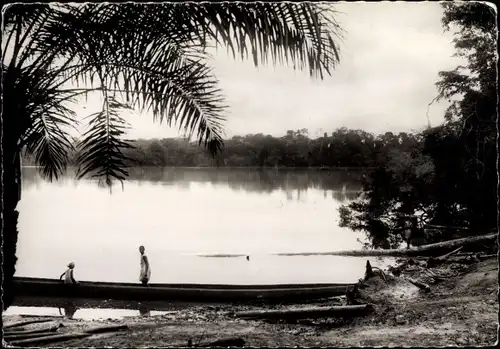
[1,1,498,347]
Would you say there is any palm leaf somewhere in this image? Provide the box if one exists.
[39,4,228,157]
[6,2,343,186]
[2,60,78,180]
[75,96,132,186]
[3,4,83,180]
[182,2,343,78]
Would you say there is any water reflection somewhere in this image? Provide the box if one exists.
[138,302,151,317]
[331,190,361,203]
[60,300,77,319]
[7,299,172,320]
[22,167,364,196]
[18,167,369,284]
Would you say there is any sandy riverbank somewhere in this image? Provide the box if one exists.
[3,258,498,347]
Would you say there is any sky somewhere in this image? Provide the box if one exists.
[75,2,463,140]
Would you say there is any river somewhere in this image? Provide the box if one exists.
[16,167,391,285]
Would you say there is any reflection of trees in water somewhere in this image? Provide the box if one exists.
[22,167,78,190]
[21,167,44,190]
[331,190,362,203]
[22,167,365,198]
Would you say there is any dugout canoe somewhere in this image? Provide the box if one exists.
[13,277,352,303]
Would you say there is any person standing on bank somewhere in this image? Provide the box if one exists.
[403,220,412,249]
[139,245,151,286]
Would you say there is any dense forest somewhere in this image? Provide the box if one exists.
[22,128,421,169]
[339,3,497,249]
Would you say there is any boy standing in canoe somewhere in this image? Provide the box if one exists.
[139,245,151,286]
[60,262,78,284]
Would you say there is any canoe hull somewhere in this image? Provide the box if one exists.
[13,277,351,303]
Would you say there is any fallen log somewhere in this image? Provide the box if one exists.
[235,304,373,320]
[315,233,497,257]
[199,337,246,347]
[4,318,54,329]
[84,324,128,334]
[426,247,463,267]
[4,330,61,341]
[424,224,469,230]
[442,254,482,264]
[438,246,463,258]
[4,325,60,336]
[479,254,498,260]
[9,314,64,319]
[456,251,475,255]
[8,332,90,347]
[274,233,497,257]
[407,278,431,292]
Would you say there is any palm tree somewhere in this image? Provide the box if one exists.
[1,2,343,309]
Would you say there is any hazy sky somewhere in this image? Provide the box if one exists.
[76,2,463,140]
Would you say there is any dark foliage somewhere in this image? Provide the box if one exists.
[22,128,421,169]
[339,2,498,249]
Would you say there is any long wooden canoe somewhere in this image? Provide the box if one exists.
[13,277,352,303]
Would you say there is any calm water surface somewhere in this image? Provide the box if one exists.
[17,167,390,284]
[3,305,169,320]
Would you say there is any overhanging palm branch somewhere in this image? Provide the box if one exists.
[75,96,132,185]
[101,2,343,76]
[4,2,343,186]
[3,64,78,180]
[2,4,86,182]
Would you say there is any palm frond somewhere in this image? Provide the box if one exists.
[20,77,76,181]
[2,7,84,181]
[177,2,343,78]
[102,55,227,155]
[7,2,343,187]
[2,4,55,69]
[75,95,133,186]
[24,112,74,181]
[38,4,227,155]
[88,2,343,78]
[2,59,78,180]
[2,3,51,31]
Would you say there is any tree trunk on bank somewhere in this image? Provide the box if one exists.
[335,234,498,257]
[1,115,21,311]
[235,304,373,320]
[276,233,498,257]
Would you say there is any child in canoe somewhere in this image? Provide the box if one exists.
[60,262,78,284]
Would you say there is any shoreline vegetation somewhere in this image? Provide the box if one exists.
[21,128,416,169]
[336,2,497,250]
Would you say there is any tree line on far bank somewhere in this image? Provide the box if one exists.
[21,128,422,169]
